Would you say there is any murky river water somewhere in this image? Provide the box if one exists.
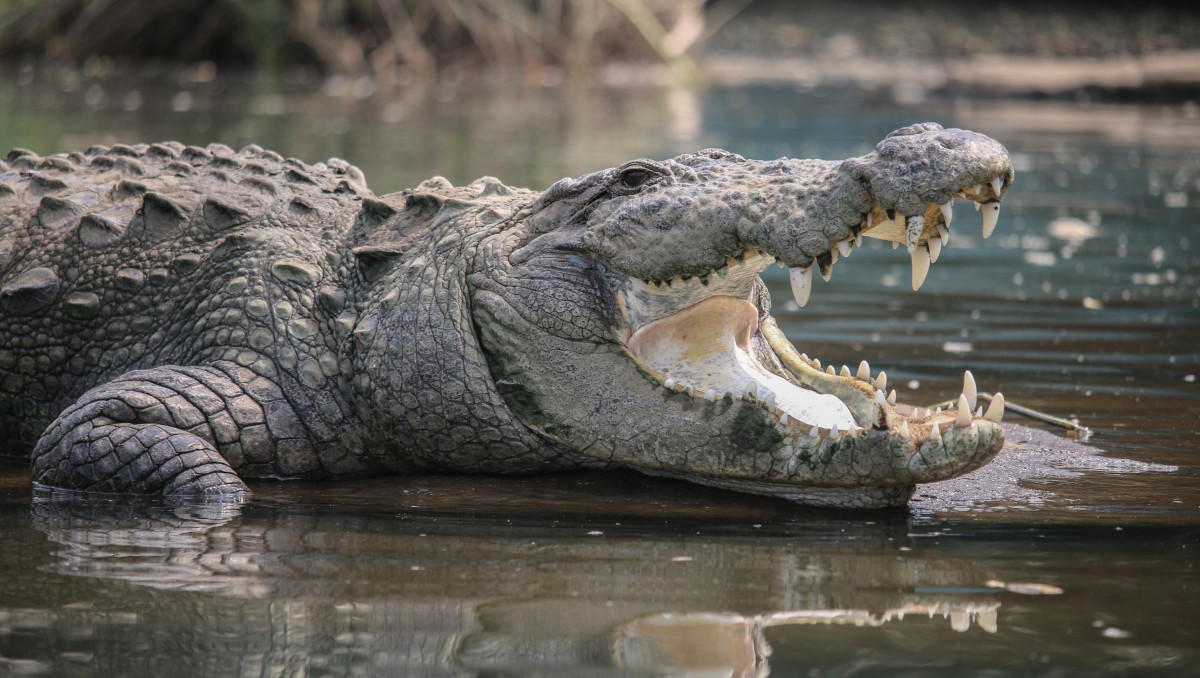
[0,69,1197,676]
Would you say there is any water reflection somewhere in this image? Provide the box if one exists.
[14,500,1008,677]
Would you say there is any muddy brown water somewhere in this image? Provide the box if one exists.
[0,71,1197,676]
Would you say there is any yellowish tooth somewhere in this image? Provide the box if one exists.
[826,365,835,375]
[963,370,978,411]
[928,236,942,264]
[789,266,813,307]
[982,202,1000,238]
[830,247,839,265]
[839,365,851,377]
[911,245,931,290]
[939,199,953,227]
[857,360,871,381]
[955,394,972,428]
[898,421,910,439]
[813,358,822,370]
[874,371,887,392]
[930,422,941,441]
[984,392,1005,423]
[888,389,897,406]
[937,221,950,245]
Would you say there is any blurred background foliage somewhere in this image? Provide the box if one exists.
[0,0,747,84]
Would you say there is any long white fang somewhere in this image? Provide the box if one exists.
[837,240,852,258]
[982,202,1000,239]
[939,200,953,227]
[928,236,942,264]
[857,360,871,381]
[990,177,1003,197]
[905,215,924,254]
[789,266,813,307]
[955,394,972,428]
[963,370,977,411]
[830,247,839,266]
[911,246,931,291]
[937,221,950,245]
[984,392,1005,423]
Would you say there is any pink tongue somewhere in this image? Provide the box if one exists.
[626,296,758,361]
[625,295,858,430]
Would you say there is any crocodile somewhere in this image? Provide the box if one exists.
[0,123,1013,508]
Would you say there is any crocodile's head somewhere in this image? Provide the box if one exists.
[470,123,1014,508]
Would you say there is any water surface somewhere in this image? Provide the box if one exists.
[0,68,1197,676]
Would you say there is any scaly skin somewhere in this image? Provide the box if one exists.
[0,124,1013,508]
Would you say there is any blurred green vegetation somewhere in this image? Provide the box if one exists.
[0,0,717,83]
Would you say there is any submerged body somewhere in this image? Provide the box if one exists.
[0,124,1013,508]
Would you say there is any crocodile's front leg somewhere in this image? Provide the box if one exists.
[31,363,313,498]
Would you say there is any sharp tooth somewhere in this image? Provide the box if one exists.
[855,230,863,247]
[905,215,924,253]
[990,176,1003,197]
[812,358,822,370]
[984,392,1005,423]
[664,378,675,390]
[830,424,840,438]
[819,257,834,282]
[763,392,776,409]
[911,245,931,291]
[974,201,981,212]
[955,394,972,428]
[937,221,950,245]
[935,406,942,414]
[982,202,1000,238]
[826,365,835,375]
[789,266,813,307]
[888,389,897,406]
[939,199,953,227]
[857,360,871,381]
[866,211,874,228]
[744,381,758,398]
[874,389,887,406]
[779,411,788,425]
[837,239,852,258]
[839,365,851,377]
[809,425,819,438]
[898,421,910,439]
[972,183,983,195]
[874,371,887,392]
[893,241,899,250]
[928,236,942,264]
[976,406,984,417]
[930,422,941,441]
[874,390,888,428]
[963,370,977,411]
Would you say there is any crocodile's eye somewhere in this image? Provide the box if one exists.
[619,168,651,189]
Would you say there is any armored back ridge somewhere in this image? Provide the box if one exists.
[0,125,1014,508]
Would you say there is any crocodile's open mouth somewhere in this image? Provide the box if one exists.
[616,180,1009,447]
